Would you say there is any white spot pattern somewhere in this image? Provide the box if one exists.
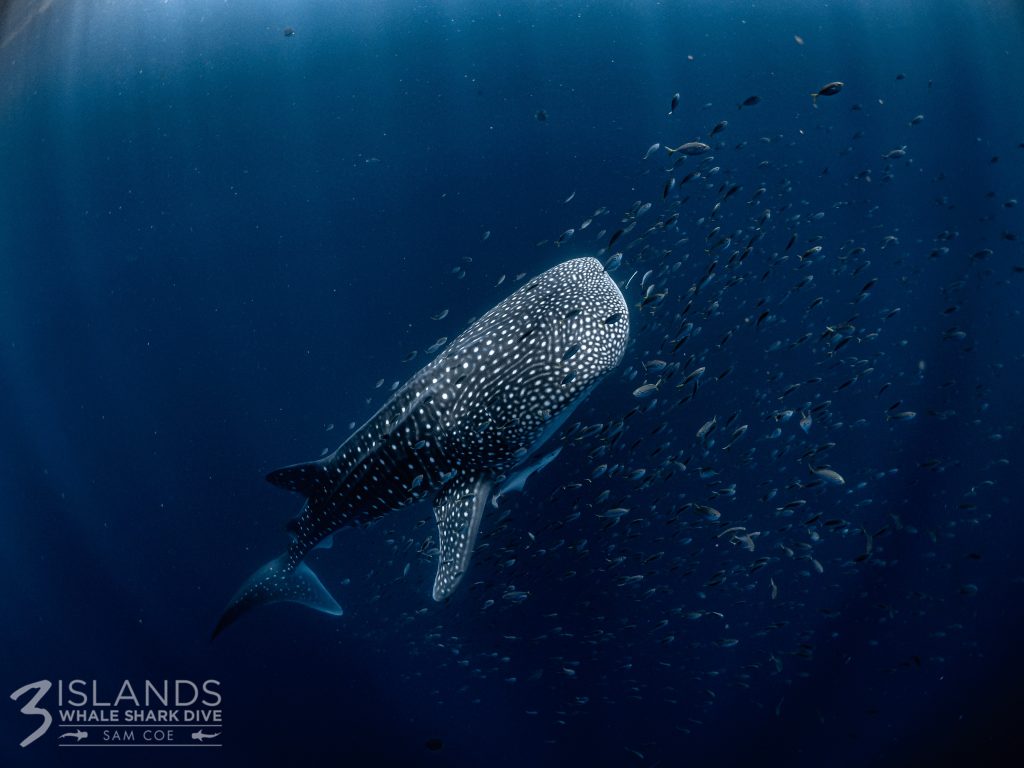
[270,257,629,599]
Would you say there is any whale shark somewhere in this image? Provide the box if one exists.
[213,256,629,637]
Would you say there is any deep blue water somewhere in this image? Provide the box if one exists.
[2,1,1023,766]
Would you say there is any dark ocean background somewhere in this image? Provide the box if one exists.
[2,1,1023,766]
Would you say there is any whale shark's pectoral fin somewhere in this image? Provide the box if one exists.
[211,554,342,640]
[492,446,562,508]
[432,474,493,601]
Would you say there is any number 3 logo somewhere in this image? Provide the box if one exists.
[10,680,52,748]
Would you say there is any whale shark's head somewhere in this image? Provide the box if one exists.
[436,256,630,466]
[530,255,630,385]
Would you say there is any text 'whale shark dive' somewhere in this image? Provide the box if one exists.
[213,256,630,638]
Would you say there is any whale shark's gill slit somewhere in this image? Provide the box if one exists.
[565,308,582,319]
[605,313,623,325]
[563,343,581,360]
[562,370,578,386]
[482,399,515,430]
[519,328,536,342]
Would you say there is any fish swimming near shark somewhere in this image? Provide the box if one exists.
[213,257,630,638]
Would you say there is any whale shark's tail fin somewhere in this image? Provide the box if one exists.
[211,554,342,640]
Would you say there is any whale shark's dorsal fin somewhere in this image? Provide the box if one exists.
[265,459,332,497]
[432,474,493,601]
[266,381,441,499]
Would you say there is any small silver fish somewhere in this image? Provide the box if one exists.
[694,504,721,521]
[555,228,575,246]
[887,410,917,421]
[425,337,448,355]
[810,465,845,485]
[696,416,717,440]
[810,81,844,107]
[666,141,711,156]
[632,382,660,398]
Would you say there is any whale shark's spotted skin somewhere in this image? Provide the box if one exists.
[214,257,629,637]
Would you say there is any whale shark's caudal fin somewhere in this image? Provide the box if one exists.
[432,474,493,601]
[211,554,342,640]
